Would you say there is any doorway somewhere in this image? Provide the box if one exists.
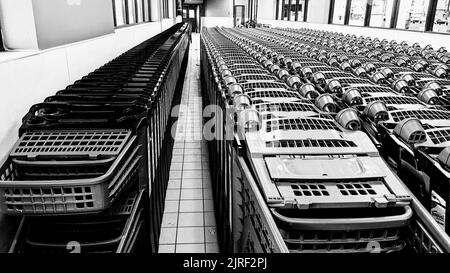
[234,5,245,27]
[182,5,198,32]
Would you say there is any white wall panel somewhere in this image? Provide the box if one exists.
[201,17,234,28]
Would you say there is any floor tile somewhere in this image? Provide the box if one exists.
[173,142,185,149]
[206,243,219,253]
[170,162,183,171]
[204,212,217,227]
[203,170,211,178]
[165,189,180,200]
[167,179,181,189]
[202,179,211,189]
[185,142,201,149]
[176,244,205,253]
[183,162,202,170]
[159,228,177,245]
[181,179,203,189]
[179,199,204,212]
[203,187,213,200]
[183,155,202,162]
[183,170,202,179]
[162,213,178,228]
[205,227,218,243]
[159,244,176,253]
[184,148,202,155]
[164,200,179,213]
[173,148,184,155]
[204,199,214,212]
[178,212,204,227]
[169,170,182,179]
[177,227,205,244]
[171,155,184,162]
[181,188,203,200]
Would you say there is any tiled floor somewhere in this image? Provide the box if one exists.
[158,33,219,253]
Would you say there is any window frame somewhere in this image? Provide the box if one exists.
[0,23,4,51]
[429,0,450,33]
[112,0,152,28]
[162,0,170,19]
[276,0,309,22]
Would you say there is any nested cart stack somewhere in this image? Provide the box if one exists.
[201,25,450,253]
[0,23,191,253]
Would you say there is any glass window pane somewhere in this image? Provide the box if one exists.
[396,0,430,31]
[136,0,144,23]
[349,0,367,26]
[143,0,150,21]
[283,2,289,20]
[114,0,125,26]
[290,2,296,20]
[0,26,4,51]
[332,0,347,24]
[127,0,136,24]
[189,9,195,18]
[296,0,306,21]
[433,0,450,33]
[369,0,394,28]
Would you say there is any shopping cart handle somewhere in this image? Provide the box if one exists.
[270,206,412,231]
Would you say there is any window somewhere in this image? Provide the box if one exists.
[162,0,170,19]
[294,0,307,21]
[0,19,4,51]
[176,0,182,17]
[126,0,136,24]
[369,0,394,28]
[277,0,308,21]
[396,0,430,31]
[349,0,367,26]
[0,28,3,51]
[281,0,289,20]
[189,9,195,18]
[329,0,450,33]
[113,0,126,26]
[112,0,151,27]
[143,0,150,21]
[433,0,450,33]
[136,0,144,23]
[332,0,348,24]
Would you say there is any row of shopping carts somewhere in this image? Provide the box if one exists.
[0,23,191,253]
[200,25,450,253]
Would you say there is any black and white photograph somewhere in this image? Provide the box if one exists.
[0,0,450,269]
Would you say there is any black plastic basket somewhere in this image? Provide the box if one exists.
[0,133,142,215]
[10,190,146,253]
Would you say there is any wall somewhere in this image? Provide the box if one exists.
[307,0,330,24]
[201,16,234,28]
[204,0,231,17]
[31,0,115,49]
[0,22,169,160]
[257,0,276,20]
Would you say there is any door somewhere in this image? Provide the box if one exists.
[182,5,197,32]
[234,5,245,27]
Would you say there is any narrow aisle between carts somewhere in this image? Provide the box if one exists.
[158,33,219,253]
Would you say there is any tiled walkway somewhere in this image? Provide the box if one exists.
[158,33,219,253]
